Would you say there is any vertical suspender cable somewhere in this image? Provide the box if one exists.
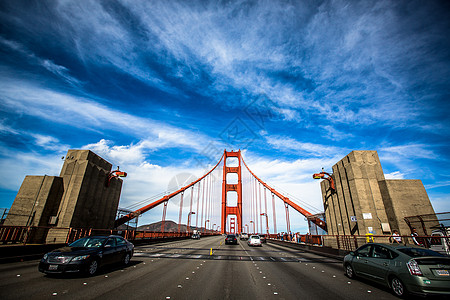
[196,181,201,228]
[204,175,210,230]
[161,201,168,233]
[178,192,184,233]
[259,182,262,234]
[254,176,259,234]
[264,187,269,234]
[189,185,194,231]
[272,193,277,234]
[201,175,206,232]
[284,202,291,233]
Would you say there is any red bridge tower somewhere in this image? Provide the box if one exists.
[221,150,242,234]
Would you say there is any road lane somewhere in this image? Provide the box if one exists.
[0,236,416,299]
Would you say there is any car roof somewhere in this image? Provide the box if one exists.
[81,235,124,239]
[358,242,438,252]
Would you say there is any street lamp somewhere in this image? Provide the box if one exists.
[245,224,249,234]
[187,212,196,234]
[260,213,269,235]
[250,221,255,234]
[212,223,216,231]
[205,219,210,233]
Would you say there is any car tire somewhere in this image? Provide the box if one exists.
[390,276,406,298]
[123,253,131,265]
[86,259,99,276]
[345,264,355,279]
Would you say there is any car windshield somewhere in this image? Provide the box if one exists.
[250,236,260,239]
[227,235,236,238]
[398,247,444,257]
[69,237,107,248]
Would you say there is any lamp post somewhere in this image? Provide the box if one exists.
[187,212,196,234]
[212,223,216,231]
[260,213,269,235]
[250,221,255,234]
[245,224,249,234]
[205,219,210,233]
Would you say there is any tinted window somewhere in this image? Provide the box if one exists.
[398,248,444,257]
[105,238,116,247]
[373,245,391,259]
[116,237,127,246]
[355,244,372,257]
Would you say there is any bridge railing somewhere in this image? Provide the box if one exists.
[0,225,219,245]
[270,233,450,255]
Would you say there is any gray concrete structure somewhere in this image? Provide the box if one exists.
[5,150,123,243]
[379,179,438,236]
[321,151,436,237]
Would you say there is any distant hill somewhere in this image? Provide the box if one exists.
[137,220,204,232]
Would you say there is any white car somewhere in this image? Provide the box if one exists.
[247,235,262,247]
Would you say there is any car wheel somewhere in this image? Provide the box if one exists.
[86,259,99,276]
[390,276,406,298]
[123,253,131,265]
[345,264,355,279]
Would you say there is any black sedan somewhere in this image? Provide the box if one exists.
[39,235,134,276]
[225,234,238,245]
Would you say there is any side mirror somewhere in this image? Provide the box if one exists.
[349,251,355,256]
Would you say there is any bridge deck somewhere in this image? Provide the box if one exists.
[0,236,399,299]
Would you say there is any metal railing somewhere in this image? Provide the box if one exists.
[0,225,219,245]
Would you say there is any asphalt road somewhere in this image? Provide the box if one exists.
[0,236,416,300]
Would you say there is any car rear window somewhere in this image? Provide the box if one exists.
[398,247,444,257]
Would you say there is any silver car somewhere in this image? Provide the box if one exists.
[247,235,262,247]
[343,243,450,297]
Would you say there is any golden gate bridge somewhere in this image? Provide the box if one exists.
[115,150,326,235]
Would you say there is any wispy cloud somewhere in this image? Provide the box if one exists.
[0,37,82,87]
[264,135,347,157]
[0,79,211,152]
[380,144,435,160]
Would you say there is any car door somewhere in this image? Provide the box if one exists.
[115,237,128,261]
[102,237,118,265]
[364,245,393,282]
[352,244,373,278]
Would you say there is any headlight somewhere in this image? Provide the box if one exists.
[71,255,90,261]
[42,253,48,261]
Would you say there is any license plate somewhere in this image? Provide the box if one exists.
[436,269,449,276]
[48,265,58,271]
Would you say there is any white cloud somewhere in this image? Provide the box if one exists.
[0,79,211,152]
[265,135,346,157]
[0,149,63,193]
[380,144,435,160]
[384,171,405,179]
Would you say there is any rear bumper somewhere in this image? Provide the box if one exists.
[404,276,450,296]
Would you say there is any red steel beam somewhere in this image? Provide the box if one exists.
[114,153,224,227]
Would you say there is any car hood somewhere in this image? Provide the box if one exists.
[49,246,99,256]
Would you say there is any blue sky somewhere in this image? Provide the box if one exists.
[0,0,449,232]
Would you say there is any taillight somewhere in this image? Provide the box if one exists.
[407,259,423,276]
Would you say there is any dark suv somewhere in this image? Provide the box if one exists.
[225,234,238,245]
